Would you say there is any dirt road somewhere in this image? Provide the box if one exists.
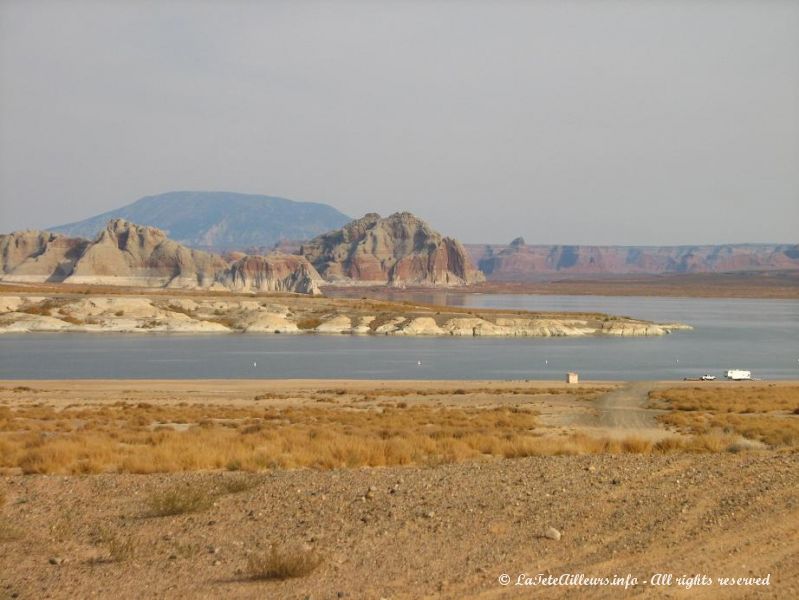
[588,381,679,441]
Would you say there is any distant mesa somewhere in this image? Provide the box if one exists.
[49,191,352,251]
[469,240,799,279]
[1,219,324,295]
[299,212,485,286]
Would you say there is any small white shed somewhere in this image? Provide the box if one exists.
[566,372,579,384]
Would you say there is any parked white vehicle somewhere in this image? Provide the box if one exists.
[700,374,716,381]
[725,369,752,381]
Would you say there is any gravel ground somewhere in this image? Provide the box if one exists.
[1,453,797,599]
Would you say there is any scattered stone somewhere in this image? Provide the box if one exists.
[544,527,562,541]
[48,557,65,566]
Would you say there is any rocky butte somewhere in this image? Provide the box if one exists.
[299,212,484,286]
[0,219,324,295]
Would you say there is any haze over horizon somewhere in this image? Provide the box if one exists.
[1,1,797,245]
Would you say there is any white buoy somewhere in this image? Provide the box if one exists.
[417,360,422,366]
[253,362,257,367]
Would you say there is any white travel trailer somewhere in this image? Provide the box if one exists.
[725,369,752,381]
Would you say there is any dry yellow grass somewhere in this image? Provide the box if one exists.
[0,403,543,473]
[652,386,799,448]
[245,545,321,580]
[0,396,759,475]
[650,385,799,413]
[660,411,799,448]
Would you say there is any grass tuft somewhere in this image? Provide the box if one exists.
[91,527,136,562]
[246,545,321,580]
[0,518,21,543]
[218,475,260,495]
[145,485,214,517]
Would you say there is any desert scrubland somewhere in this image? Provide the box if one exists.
[1,380,797,598]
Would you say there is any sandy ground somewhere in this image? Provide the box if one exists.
[2,455,796,599]
[0,378,619,407]
[1,380,798,599]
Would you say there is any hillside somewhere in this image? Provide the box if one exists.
[50,191,351,250]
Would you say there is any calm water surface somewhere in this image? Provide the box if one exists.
[1,294,797,380]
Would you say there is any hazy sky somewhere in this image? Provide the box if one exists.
[1,1,797,245]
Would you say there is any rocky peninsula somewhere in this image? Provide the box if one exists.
[0,290,690,336]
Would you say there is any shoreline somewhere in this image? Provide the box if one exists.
[4,378,797,387]
[324,271,799,300]
[4,271,798,301]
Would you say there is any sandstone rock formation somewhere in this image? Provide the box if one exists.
[64,219,227,288]
[218,254,323,295]
[0,231,89,282]
[0,220,324,295]
[470,240,799,280]
[299,212,484,286]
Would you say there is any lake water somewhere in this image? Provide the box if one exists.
[1,294,797,380]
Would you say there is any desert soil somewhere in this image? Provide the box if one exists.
[2,455,796,599]
[1,380,797,599]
